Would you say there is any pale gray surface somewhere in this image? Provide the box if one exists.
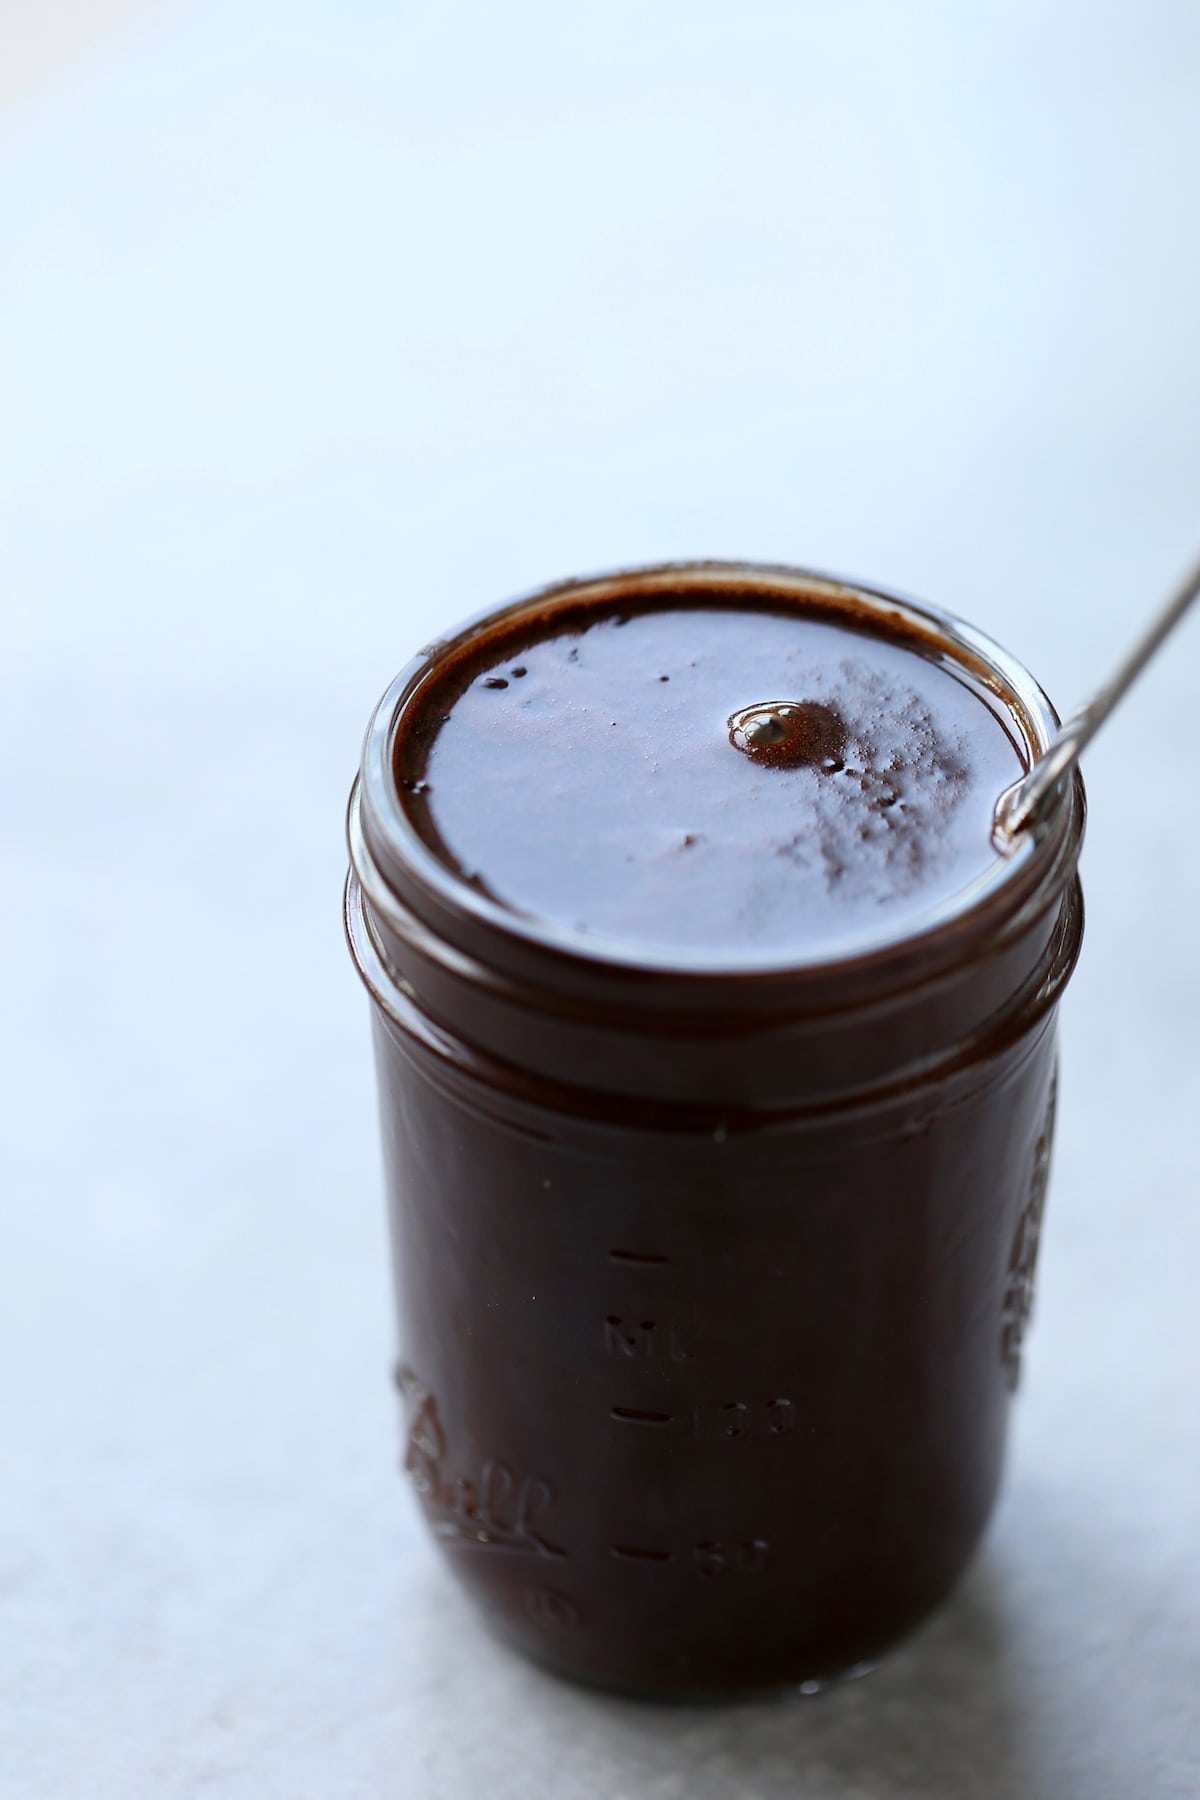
[2,4,1199,1796]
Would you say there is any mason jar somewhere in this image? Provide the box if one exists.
[344,561,1084,1699]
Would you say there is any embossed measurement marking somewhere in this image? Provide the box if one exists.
[719,1397,797,1438]
[606,1397,797,1440]
[610,1539,771,1574]
[603,1317,690,1361]
[694,1539,770,1577]
[604,1317,655,1356]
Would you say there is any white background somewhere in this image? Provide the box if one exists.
[2,3,1198,1795]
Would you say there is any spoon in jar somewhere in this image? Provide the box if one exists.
[993,553,1200,848]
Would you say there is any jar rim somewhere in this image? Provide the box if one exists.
[353,560,1080,995]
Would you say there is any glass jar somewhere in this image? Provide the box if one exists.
[344,562,1084,1698]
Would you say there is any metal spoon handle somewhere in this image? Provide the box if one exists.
[995,553,1200,842]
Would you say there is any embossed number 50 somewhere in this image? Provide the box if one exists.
[693,1539,770,1576]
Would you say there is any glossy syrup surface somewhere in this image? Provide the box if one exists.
[399,598,1026,963]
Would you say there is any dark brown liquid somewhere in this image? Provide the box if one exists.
[375,1013,1066,1696]
[354,570,1084,1697]
[401,601,1025,962]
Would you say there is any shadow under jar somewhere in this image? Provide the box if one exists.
[344,562,1084,1700]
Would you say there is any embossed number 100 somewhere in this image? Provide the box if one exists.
[696,1397,796,1440]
